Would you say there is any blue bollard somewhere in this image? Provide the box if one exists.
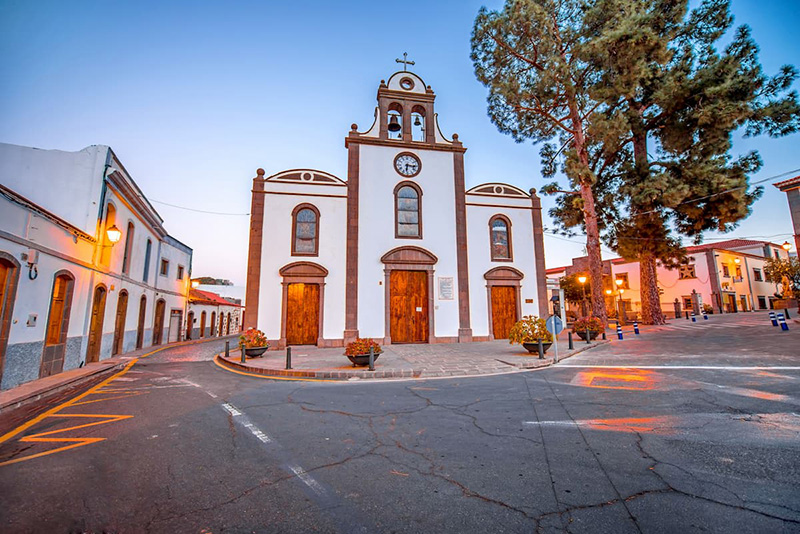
[769,311,778,327]
[633,321,640,335]
[702,310,708,320]
[778,313,789,331]
[691,312,697,323]
[616,323,623,340]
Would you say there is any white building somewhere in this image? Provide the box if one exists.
[0,143,192,390]
[187,288,242,340]
[244,69,548,348]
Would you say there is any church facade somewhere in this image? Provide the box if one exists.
[244,70,548,348]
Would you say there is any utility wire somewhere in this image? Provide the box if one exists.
[149,199,250,216]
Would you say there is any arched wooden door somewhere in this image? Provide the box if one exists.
[186,311,194,340]
[152,299,166,346]
[136,296,146,349]
[112,290,128,355]
[210,312,216,336]
[490,286,517,339]
[286,284,320,345]
[200,311,206,338]
[0,254,21,385]
[389,270,429,343]
[219,313,224,337]
[86,285,108,363]
[226,313,231,335]
[40,272,75,378]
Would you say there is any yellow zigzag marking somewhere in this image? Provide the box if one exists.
[69,391,148,407]
[0,413,133,467]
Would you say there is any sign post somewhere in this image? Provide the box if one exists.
[545,315,564,364]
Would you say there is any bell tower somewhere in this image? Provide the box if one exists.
[343,61,473,344]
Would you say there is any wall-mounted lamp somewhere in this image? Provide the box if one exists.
[783,241,793,252]
[734,258,741,264]
[106,224,122,245]
[191,280,200,289]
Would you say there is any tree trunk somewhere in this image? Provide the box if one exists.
[639,252,666,325]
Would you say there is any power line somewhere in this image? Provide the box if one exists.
[149,199,250,216]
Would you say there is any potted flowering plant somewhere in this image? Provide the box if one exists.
[572,316,603,340]
[344,338,382,367]
[240,328,269,357]
[508,315,553,353]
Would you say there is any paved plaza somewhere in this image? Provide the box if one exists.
[0,311,798,533]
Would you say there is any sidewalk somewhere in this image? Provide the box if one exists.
[0,336,233,415]
[218,334,607,381]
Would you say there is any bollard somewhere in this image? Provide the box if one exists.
[633,321,640,335]
[585,328,591,345]
[769,311,778,327]
[286,347,292,370]
[602,331,607,340]
[225,340,230,359]
[537,338,544,359]
[240,343,246,363]
[568,331,574,350]
[685,311,689,320]
[778,313,789,331]
[691,312,697,323]
[616,322,623,340]
[703,310,708,320]
[369,347,375,371]
[784,308,791,320]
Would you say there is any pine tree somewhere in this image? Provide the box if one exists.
[471,0,609,323]
[548,0,800,323]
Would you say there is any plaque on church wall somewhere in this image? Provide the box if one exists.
[438,277,454,300]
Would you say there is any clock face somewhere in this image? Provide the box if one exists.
[394,153,421,177]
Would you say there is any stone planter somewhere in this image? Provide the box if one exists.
[575,330,599,341]
[346,352,381,367]
[244,346,269,357]
[522,342,552,354]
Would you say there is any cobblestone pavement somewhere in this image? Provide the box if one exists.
[220,335,604,379]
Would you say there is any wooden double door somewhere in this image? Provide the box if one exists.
[491,286,518,339]
[390,270,429,344]
[286,283,320,345]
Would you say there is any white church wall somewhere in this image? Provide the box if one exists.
[356,145,460,339]
[257,184,347,343]
[466,200,540,338]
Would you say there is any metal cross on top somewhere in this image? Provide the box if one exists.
[395,52,415,71]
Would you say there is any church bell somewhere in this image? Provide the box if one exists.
[414,116,421,126]
[388,115,401,132]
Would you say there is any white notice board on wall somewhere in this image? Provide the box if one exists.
[438,277,454,300]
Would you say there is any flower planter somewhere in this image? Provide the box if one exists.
[575,331,599,341]
[346,352,381,367]
[522,342,552,354]
[244,346,268,357]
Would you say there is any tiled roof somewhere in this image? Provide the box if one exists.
[773,175,800,190]
[684,239,771,253]
[189,288,242,307]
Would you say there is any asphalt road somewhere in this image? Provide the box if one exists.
[1,312,799,533]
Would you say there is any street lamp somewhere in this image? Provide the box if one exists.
[783,241,793,252]
[578,275,588,316]
[106,224,122,245]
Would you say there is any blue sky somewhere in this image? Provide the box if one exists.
[1,0,798,284]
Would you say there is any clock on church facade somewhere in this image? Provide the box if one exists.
[245,68,548,349]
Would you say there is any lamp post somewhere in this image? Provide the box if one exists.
[783,241,793,252]
[618,288,626,325]
[578,275,588,317]
[605,288,614,321]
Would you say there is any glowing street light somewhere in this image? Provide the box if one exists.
[783,241,793,252]
[191,280,200,289]
[615,278,623,287]
[106,224,122,245]
[577,275,588,316]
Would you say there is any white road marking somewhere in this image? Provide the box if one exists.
[288,463,327,496]
[523,421,578,426]
[112,377,139,382]
[206,391,219,398]
[221,403,242,417]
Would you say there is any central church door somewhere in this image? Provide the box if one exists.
[491,286,517,339]
[286,283,319,345]
[390,270,428,343]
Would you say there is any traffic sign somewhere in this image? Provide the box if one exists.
[545,315,564,335]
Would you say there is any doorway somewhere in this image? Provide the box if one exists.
[490,286,518,339]
[136,295,146,349]
[186,311,194,340]
[0,254,20,385]
[86,285,108,363]
[168,310,182,343]
[286,283,320,345]
[112,290,128,356]
[152,299,166,346]
[200,311,206,338]
[389,270,429,344]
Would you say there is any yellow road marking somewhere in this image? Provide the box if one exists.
[0,337,218,467]
[213,355,339,383]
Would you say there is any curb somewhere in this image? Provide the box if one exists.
[215,339,610,381]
